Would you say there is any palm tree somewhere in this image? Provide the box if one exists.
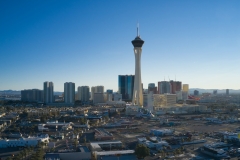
[84,136,87,145]
[19,151,24,160]
[30,145,34,152]
[159,150,165,158]
[23,148,28,159]
[74,138,78,149]
[79,132,82,139]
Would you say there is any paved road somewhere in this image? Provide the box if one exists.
[0,148,20,160]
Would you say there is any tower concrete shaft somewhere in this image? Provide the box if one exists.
[132,47,143,106]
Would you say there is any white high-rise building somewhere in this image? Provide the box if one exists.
[176,91,183,101]
[132,26,144,106]
[91,87,96,100]
[113,93,122,101]
[43,81,54,104]
[64,82,75,104]
[93,93,105,104]
[91,86,104,101]
[78,86,90,101]
[96,86,104,93]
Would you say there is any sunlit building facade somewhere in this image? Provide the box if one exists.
[43,81,54,104]
[182,84,189,92]
[64,82,75,104]
[158,81,171,94]
[78,86,90,102]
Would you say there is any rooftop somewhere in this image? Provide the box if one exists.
[90,140,122,145]
[96,150,134,156]
[78,146,90,152]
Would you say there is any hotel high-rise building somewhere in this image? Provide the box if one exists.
[131,27,144,106]
[158,81,171,94]
[226,89,229,95]
[21,89,43,102]
[148,83,158,94]
[91,86,104,101]
[96,86,104,93]
[194,90,199,96]
[93,93,105,104]
[106,89,113,94]
[176,81,182,92]
[182,84,189,92]
[182,84,189,101]
[213,90,217,95]
[78,86,90,102]
[118,75,134,101]
[106,89,113,101]
[64,82,75,104]
[170,80,182,94]
[43,81,54,104]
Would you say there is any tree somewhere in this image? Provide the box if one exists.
[6,106,11,112]
[6,157,13,160]
[14,154,21,160]
[135,144,150,159]
[40,116,47,123]
[20,111,28,118]
[19,151,24,160]
[91,152,97,160]
[40,142,45,149]
[23,148,28,159]
[84,136,87,145]
[78,131,83,138]
[74,138,78,148]
[158,150,165,158]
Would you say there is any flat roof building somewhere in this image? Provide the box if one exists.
[64,82,75,104]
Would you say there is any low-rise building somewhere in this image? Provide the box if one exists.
[138,137,169,150]
[90,141,122,151]
[38,121,72,131]
[94,129,114,141]
[45,146,91,160]
[0,134,49,148]
[94,150,136,160]
[125,105,142,116]
[150,129,174,136]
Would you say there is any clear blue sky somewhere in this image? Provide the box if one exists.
[1,0,240,92]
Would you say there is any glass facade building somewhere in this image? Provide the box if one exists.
[118,75,134,101]
[158,81,171,94]
[21,89,43,102]
[106,89,113,94]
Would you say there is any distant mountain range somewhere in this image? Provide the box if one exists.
[189,88,240,94]
[1,89,240,95]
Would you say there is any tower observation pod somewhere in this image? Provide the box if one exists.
[131,26,144,106]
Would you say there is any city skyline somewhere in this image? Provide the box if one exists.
[1,0,240,91]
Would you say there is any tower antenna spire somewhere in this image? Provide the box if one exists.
[137,21,139,37]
